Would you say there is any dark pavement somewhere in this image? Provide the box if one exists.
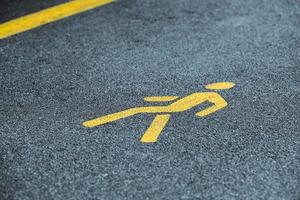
[1,0,300,199]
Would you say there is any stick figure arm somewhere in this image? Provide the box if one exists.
[195,93,228,117]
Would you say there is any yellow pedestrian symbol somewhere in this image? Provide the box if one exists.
[83,82,235,143]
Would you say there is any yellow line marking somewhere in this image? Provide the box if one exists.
[0,0,115,39]
[140,114,171,143]
[205,82,235,90]
[144,96,179,102]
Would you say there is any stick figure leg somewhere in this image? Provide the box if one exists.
[140,114,171,143]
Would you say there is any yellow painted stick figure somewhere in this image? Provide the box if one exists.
[83,82,235,143]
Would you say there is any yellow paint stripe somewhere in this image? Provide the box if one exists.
[144,96,179,102]
[205,82,235,90]
[0,0,115,39]
[140,114,171,143]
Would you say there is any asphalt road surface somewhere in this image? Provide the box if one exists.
[1,0,300,199]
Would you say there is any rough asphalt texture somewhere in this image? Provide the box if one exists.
[1,0,300,199]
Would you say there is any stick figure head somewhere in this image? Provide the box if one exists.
[205,82,235,90]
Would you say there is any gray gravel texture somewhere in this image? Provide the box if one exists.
[0,0,300,199]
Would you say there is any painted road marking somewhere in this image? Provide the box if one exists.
[83,82,235,143]
[0,0,115,39]
[144,96,179,102]
[141,114,171,143]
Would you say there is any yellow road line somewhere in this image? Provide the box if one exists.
[0,0,115,39]
[144,96,179,102]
